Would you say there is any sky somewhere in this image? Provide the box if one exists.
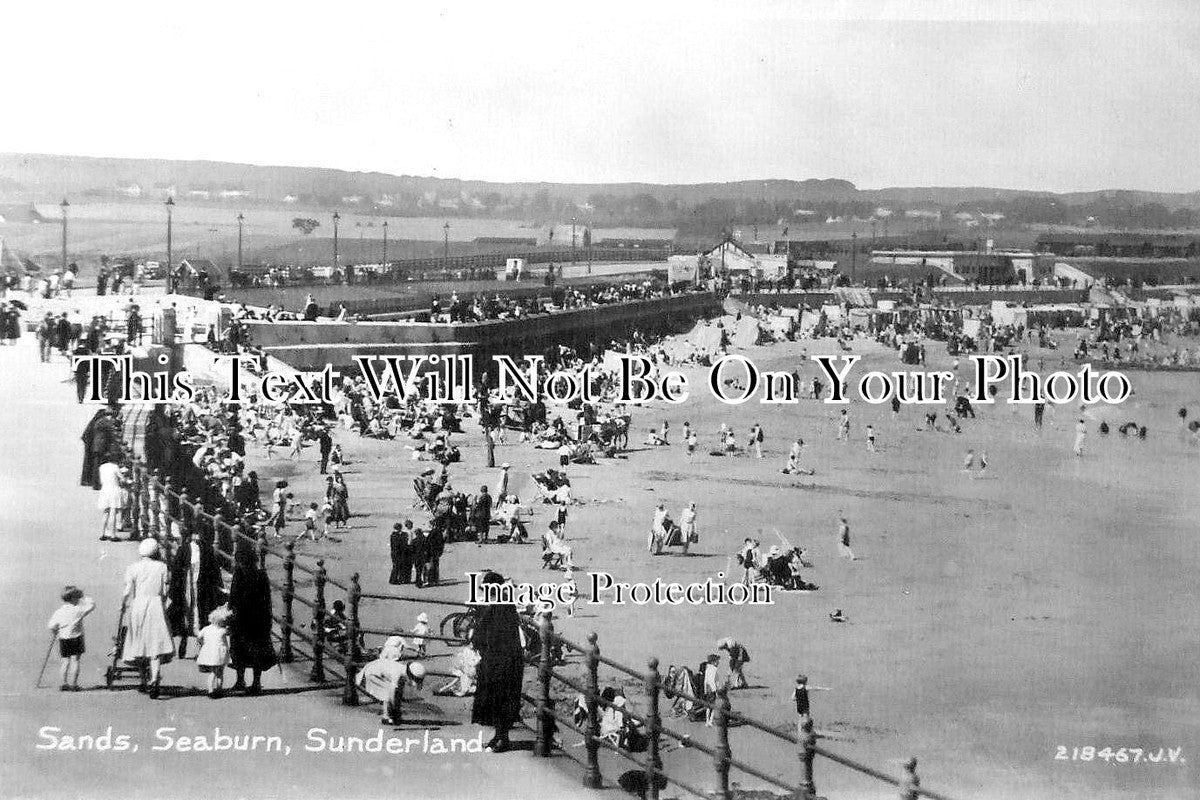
[3,0,1199,193]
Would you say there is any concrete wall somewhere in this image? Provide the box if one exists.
[248,292,722,370]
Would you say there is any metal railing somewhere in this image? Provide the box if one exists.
[122,457,961,800]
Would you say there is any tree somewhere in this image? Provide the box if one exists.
[292,218,320,235]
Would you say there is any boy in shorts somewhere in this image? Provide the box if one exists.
[47,586,95,691]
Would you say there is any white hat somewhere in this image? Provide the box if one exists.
[406,662,426,682]
[500,463,510,469]
[138,538,159,558]
[416,612,429,623]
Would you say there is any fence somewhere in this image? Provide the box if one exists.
[121,456,961,800]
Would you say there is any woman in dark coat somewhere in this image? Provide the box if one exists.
[228,537,277,694]
[471,571,524,752]
[167,530,225,657]
[389,524,411,585]
[80,408,119,489]
[327,472,350,528]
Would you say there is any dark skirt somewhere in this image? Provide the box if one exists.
[471,648,524,726]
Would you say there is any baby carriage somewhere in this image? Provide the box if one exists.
[531,469,570,502]
[103,598,145,689]
[650,517,684,555]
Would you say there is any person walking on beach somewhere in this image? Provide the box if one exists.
[837,516,856,560]
[1073,419,1087,457]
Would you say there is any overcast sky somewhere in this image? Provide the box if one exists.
[3,0,1198,192]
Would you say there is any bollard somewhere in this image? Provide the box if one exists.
[342,573,361,706]
[645,658,663,800]
[714,688,732,800]
[899,757,920,800]
[280,542,295,663]
[311,559,327,682]
[534,612,554,757]
[583,632,602,789]
[797,717,817,800]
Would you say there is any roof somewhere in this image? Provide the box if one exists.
[180,258,218,271]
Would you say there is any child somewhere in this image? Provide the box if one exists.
[686,431,697,457]
[792,674,832,735]
[409,613,430,658]
[865,425,877,453]
[196,607,231,698]
[303,502,322,541]
[269,481,288,538]
[837,410,850,441]
[563,568,579,617]
[329,443,344,467]
[47,586,95,691]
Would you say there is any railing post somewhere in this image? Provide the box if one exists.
[177,489,191,542]
[645,657,663,800]
[583,632,602,789]
[534,612,553,757]
[310,559,327,682]
[280,542,295,663]
[714,688,732,800]
[899,757,920,800]
[342,573,361,705]
[131,460,145,539]
[797,717,817,800]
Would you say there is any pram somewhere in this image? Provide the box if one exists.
[104,598,145,689]
[650,517,684,555]
[531,469,570,502]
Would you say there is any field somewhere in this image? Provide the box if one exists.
[238,333,1199,799]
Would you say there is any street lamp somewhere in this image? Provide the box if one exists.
[382,220,388,267]
[571,216,577,262]
[332,211,340,268]
[850,231,858,285]
[60,198,69,271]
[237,213,244,270]
[165,197,175,290]
[443,221,450,260]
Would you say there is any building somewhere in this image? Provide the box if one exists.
[703,240,788,279]
[870,250,1037,284]
[1036,232,1200,258]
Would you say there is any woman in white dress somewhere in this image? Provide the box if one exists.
[97,461,124,541]
[123,539,175,698]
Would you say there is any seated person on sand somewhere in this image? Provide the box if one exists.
[645,428,668,446]
[433,644,480,696]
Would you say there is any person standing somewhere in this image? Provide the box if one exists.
[167,530,224,659]
[700,654,721,726]
[411,526,428,588]
[1034,401,1045,429]
[718,638,750,689]
[679,502,698,555]
[317,427,333,475]
[837,409,850,442]
[1073,418,1087,457]
[791,674,831,735]
[389,523,412,585]
[47,586,96,691]
[471,571,524,752]
[424,524,444,585]
[122,539,175,698]
[494,463,510,501]
[228,539,277,695]
[837,516,856,560]
[471,486,493,544]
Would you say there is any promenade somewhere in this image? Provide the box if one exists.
[0,336,592,800]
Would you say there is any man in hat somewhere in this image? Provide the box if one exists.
[410,523,428,588]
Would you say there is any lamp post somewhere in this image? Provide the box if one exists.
[332,211,340,269]
[571,216,577,262]
[59,198,69,271]
[443,221,450,260]
[382,220,388,267]
[165,197,175,289]
[237,213,244,270]
[850,231,858,285]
